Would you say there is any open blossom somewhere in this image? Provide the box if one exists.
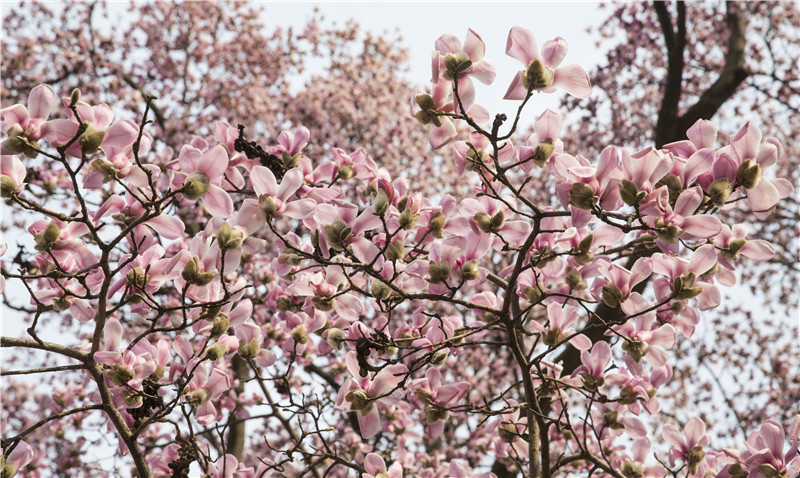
[44,98,139,157]
[432,28,496,113]
[663,417,711,476]
[362,453,403,478]
[0,84,56,157]
[504,26,591,99]
[171,144,234,218]
[0,155,26,197]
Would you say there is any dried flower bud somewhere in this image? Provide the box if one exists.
[282,150,301,169]
[346,389,372,412]
[337,162,355,180]
[217,222,244,250]
[427,260,451,284]
[443,51,472,79]
[580,373,604,391]
[531,138,555,167]
[523,58,554,90]
[428,211,446,238]
[182,172,211,200]
[126,267,149,289]
[707,177,732,207]
[569,182,596,210]
[238,338,261,359]
[311,296,336,312]
[210,314,230,338]
[386,239,405,262]
[619,179,646,206]
[415,93,434,111]
[673,272,703,300]
[371,279,392,301]
[565,269,586,290]
[430,348,449,365]
[425,403,449,423]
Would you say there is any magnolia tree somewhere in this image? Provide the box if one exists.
[2,6,800,478]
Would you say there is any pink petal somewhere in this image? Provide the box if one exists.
[740,240,774,261]
[251,165,278,197]
[28,84,56,120]
[682,214,721,238]
[463,28,486,60]
[540,37,568,68]
[429,118,458,150]
[684,417,707,447]
[369,364,407,397]
[552,64,592,98]
[506,26,538,65]
[503,71,528,100]
[435,33,462,55]
[0,104,28,131]
[364,453,387,475]
[203,185,234,218]
[534,109,563,140]
[570,334,592,350]
[200,145,229,181]
[277,168,304,201]
[747,179,781,214]
[283,198,316,219]
[147,215,185,239]
[358,407,382,439]
[103,120,138,148]
[469,59,496,85]
[104,318,123,351]
[731,121,762,163]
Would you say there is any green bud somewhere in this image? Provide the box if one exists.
[311,296,336,313]
[465,147,486,171]
[569,182,596,210]
[217,222,244,250]
[346,389,373,412]
[473,213,493,233]
[688,446,706,475]
[3,124,41,158]
[565,268,586,290]
[150,364,165,382]
[726,464,748,478]
[707,177,733,207]
[210,314,230,338]
[238,338,261,359]
[416,93,435,111]
[398,208,419,230]
[181,256,215,286]
[78,122,106,154]
[622,340,649,363]
[523,285,543,303]
[580,373,604,391]
[373,189,390,216]
[497,423,519,442]
[531,138,555,167]
[673,272,703,299]
[182,172,211,200]
[326,328,345,350]
[602,283,624,307]
[34,221,61,251]
[654,218,682,243]
[191,387,211,405]
[121,389,143,407]
[428,211,447,238]
[3,461,18,478]
[205,343,229,361]
[736,159,761,190]
[126,267,149,289]
[602,409,625,429]
[282,150,301,169]
[0,175,18,198]
[523,58,554,90]
[386,239,405,261]
[371,279,392,301]
[425,403,450,423]
[337,162,355,180]
[491,210,505,230]
[70,88,81,105]
[458,260,480,281]
[323,219,352,250]
[427,260,451,284]
[109,364,135,386]
[443,51,472,78]
[621,459,644,478]
[619,179,646,206]
[89,158,118,182]
[258,194,278,216]
[430,348,449,365]
[721,239,747,261]
[655,173,683,206]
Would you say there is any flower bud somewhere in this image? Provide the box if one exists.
[150,364,165,382]
[238,338,261,359]
[565,269,586,290]
[458,260,480,281]
[473,212,493,233]
[386,239,405,261]
[323,219,352,250]
[443,51,472,79]
[655,173,682,206]
[371,279,392,301]
[722,239,747,261]
[346,389,373,412]
[736,159,761,190]
[217,223,244,250]
[602,283,624,307]
[210,314,230,338]
[430,348,449,365]
[574,234,595,265]
[465,146,486,171]
[673,272,703,300]
[373,189,390,216]
[69,88,81,105]
[325,328,345,350]
[2,124,40,158]
[580,373,604,391]
[258,194,278,217]
[0,175,19,198]
[428,211,447,238]
[523,58,554,90]
[415,109,441,127]
[126,267,149,289]
[109,364,135,386]
[78,122,106,154]
[205,342,229,361]
[619,179,646,206]
[34,221,61,251]
[182,256,215,286]
[398,208,419,230]
[121,389,143,407]
[290,325,310,344]
[542,328,562,347]
[414,387,434,403]
[425,403,449,423]
[337,162,355,180]
[415,93,434,111]
[191,387,211,405]
[602,409,622,428]
[622,340,648,363]
[531,138,555,167]
[182,172,211,200]
[620,459,644,478]
[523,285,543,303]
[89,158,118,182]
[498,423,519,442]
[687,446,706,475]
[3,461,18,478]
[427,260,451,284]
[654,218,682,243]
[707,177,732,207]
[569,182,596,210]
[726,464,748,478]
[755,464,780,478]
[311,296,336,312]
[669,299,687,314]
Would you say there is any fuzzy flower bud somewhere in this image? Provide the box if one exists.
[325,328,345,350]
[373,189,390,216]
[290,325,310,344]
[458,260,480,281]
[565,269,586,290]
[0,175,19,198]
[722,239,747,261]
[427,260,451,284]
[205,343,229,361]
[258,194,278,217]
[182,172,211,200]
[210,314,230,338]
[386,239,405,262]
[602,283,624,307]
[465,146,486,171]
[346,389,373,412]
[217,222,244,250]
[371,279,392,301]
[443,51,472,80]
[523,58,554,90]
[428,211,447,238]
[736,159,761,190]
[707,178,733,207]
[311,296,336,312]
[622,340,649,363]
[621,459,644,478]
[126,267,149,289]
[191,387,211,405]
[569,182,596,210]
[323,219,352,250]
[398,208,419,230]
[181,256,215,286]
[425,403,449,423]
[34,221,61,251]
[430,348,449,365]
[89,158,118,182]
[109,364,135,386]
[238,338,261,359]
[531,138,555,167]
[337,162,355,180]
[687,446,706,475]
[619,179,647,206]
[78,122,106,154]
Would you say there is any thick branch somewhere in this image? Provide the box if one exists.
[654,1,688,147]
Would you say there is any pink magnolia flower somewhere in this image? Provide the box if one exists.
[1,440,34,478]
[573,341,612,390]
[206,454,253,478]
[362,453,403,478]
[409,367,470,438]
[245,166,315,224]
[44,98,139,157]
[0,84,56,157]
[713,224,774,286]
[663,416,711,476]
[336,355,408,438]
[734,417,800,478]
[516,109,564,173]
[171,144,234,218]
[529,302,592,350]
[612,312,676,367]
[432,28,496,112]
[1,155,27,197]
[644,186,722,255]
[186,366,232,426]
[504,26,591,100]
